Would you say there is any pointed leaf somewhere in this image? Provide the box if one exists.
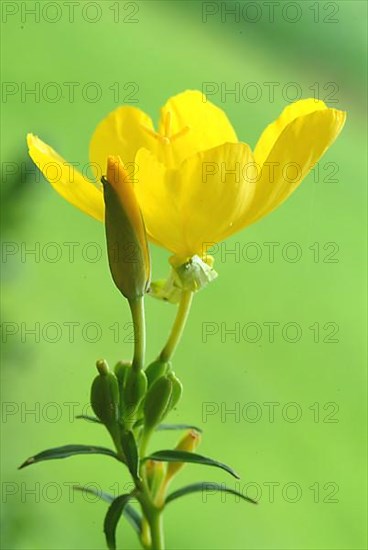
[73,486,142,534]
[73,484,114,504]
[75,414,102,424]
[121,431,140,480]
[156,423,203,433]
[19,445,118,469]
[166,482,257,505]
[104,494,132,550]
[144,450,240,479]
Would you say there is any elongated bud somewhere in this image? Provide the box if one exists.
[145,459,166,497]
[122,368,147,423]
[166,429,201,482]
[102,156,150,300]
[90,360,119,427]
[143,376,173,431]
[145,359,170,386]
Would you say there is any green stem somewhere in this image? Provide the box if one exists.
[129,296,146,372]
[149,510,165,550]
[159,290,193,362]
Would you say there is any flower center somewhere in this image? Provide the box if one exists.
[141,111,190,145]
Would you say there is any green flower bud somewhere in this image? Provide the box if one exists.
[114,360,131,387]
[114,361,131,418]
[145,359,170,386]
[122,369,147,424]
[166,371,183,412]
[143,376,172,431]
[102,156,150,301]
[90,360,119,427]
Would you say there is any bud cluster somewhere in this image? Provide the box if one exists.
[90,358,183,459]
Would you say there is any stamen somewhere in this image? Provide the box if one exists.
[140,124,161,141]
[171,125,191,142]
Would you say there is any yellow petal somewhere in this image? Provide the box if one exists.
[179,142,257,256]
[134,148,185,254]
[135,143,257,258]
[158,90,238,166]
[27,134,104,221]
[254,98,327,167]
[89,106,157,178]
[240,107,346,229]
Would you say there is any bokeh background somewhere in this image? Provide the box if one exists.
[1,1,367,549]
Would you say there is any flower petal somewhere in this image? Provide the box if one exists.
[89,106,157,177]
[254,98,327,167]
[239,107,346,229]
[158,90,238,166]
[178,142,257,256]
[27,134,104,221]
[134,148,185,254]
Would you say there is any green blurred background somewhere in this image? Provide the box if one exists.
[1,1,367,549]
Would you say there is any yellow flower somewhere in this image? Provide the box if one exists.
[27,90,346,263]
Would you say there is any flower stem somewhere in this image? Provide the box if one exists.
[129,296,146,372]
[160,290,193,362]
[149,510,165,550]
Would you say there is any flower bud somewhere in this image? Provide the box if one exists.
[166,371,183,411]
[143,376,173,431]
[122,368,147,424]
[145,359,170,386]
[145,459,166,497]
[90,360,119,427]
[165,429,201,482]
[102,156,150,301]
[114,360,131,418]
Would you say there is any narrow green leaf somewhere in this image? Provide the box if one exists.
[75,414,102,424]
[144,450,240,479]
[19,445,118,469]
[73,486,142,534]
[104,494,132,550]
[156,423,203,433]
[166,482,257,505]
[73,485,114,503]
[121,431,140,480]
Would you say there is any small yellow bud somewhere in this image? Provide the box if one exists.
[102,156,150,301]
[145,459,166,497]
[165,429,201,482]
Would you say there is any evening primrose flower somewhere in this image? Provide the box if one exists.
[27,90,346,267]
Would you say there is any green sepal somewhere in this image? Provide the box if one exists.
[19,444,119,469]
[165,481,257,505]
[144,450,240,479]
